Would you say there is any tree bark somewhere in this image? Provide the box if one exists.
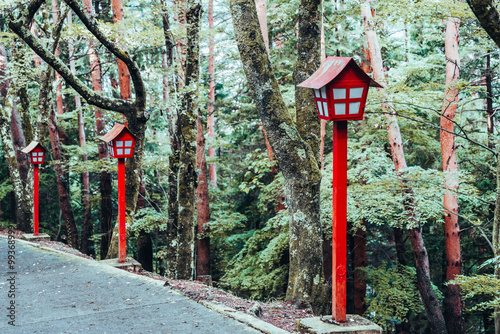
[82,0,114,260]
[0,46,32,232]
[441,16,463,334]
[353,222,367,315]
[52,0,66,143]
[254,0,269,54]
[196,105,210,277]
[161,0,180,278]
[207,0,217,187]
[136,172,153,271]
[229,0,327,314]
[176,0,202,280]
[68,11,92,255]
[361,2,447,333]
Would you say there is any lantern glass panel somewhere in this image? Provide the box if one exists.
[314,89,320,98]
[322,102,329,117]
[317,102,324,116]
[335,103,346,115]
[125,140,133,147]
[116,141,124,147]
[349,102,361,114]
[117,149,124,155]
[125,148,131,155]
[333,88,346,100]
[320,87,327,99]
[350,87,364,99]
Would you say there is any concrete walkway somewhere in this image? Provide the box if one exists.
[0,236,262,334]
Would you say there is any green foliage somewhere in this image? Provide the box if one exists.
[364,264,427,329]
[452,274,500,312]
[219,209,289,300]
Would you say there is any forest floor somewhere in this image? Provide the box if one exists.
[0,229,314,333]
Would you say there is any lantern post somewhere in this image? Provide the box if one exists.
[299,57,381,322]
[21,141,47,237]
[99,123,137,263]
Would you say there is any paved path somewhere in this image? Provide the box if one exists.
[0,236,261,334]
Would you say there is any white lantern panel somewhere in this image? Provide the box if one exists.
[320,87,327,99]
[28,157,32,163]
[125,140,133,147]
[125,148,131,155]
[322,102,329,117]
[37,158,42,162]
[117,149,124,155]
[116,141,124,147]
[350,87,364,99]
[314,89,321,98]
[32,152,37,157]
[316,101,324,116]
[349,102,361,115]
[333,88,346,100]
[335,103,346,115]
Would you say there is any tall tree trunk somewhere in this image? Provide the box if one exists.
[112,0,131,102]
[353,221,367,315]
[82,0,114,259]
[196,106,210,277]
[136,172,153,271]
[161,0,181,278]
[361,2,447,333]
[255,0,269,54]
[485,53,494,148]
[319,0,326,169]
[49,99,79,249]
[207,0,217,187]
[229,0,327,314]
[0,46,32,232]
[441,16,463,334]
[176,0,202,280]
[52,0,66,143]
[0,86,31,232]
[68,11,92,255]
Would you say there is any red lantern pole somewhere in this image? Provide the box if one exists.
[33,164,39,236]
[332,120,347,322]
[118,157,126,263]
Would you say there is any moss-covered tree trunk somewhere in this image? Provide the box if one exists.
[175,0,202,280]
[160,1,180,278]
[229,0,327,314]
[0,46,32,232]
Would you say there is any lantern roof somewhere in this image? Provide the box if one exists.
[21,141,47,154]
[99,123,137,144]
[298,57,383,89]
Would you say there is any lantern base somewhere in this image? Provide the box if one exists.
[22,233,50,241]
[100,257,142,272]
[296,315,381,334]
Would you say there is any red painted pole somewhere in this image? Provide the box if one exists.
[118,158,126,263]
[332,120,347,322]
[34,164,39,236]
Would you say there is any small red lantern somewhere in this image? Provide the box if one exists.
[99,123,137,263]
[21,141,47,236]
[99,123,137,158]
[22,141,47,165]
[298,56,382,121]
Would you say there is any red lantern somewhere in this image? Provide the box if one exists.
[21,141,47,236]
[22,141,47,165]
[298,57,382,121]
[99,123,137,159]
[299,57,381,322]
[99,123,137,263]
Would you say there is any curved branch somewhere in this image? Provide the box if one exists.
[467,0,500,49]
[8,0,146,115]
[64,0,146,112]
